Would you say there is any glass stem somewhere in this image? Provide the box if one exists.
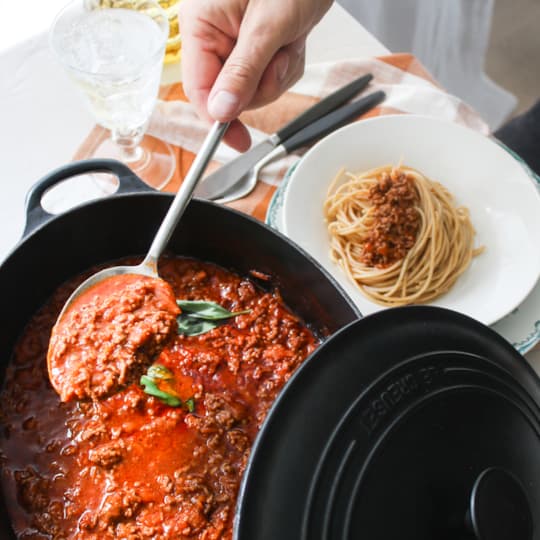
[111,126,146,163]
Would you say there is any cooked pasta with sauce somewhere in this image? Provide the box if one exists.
[323,165,484,306]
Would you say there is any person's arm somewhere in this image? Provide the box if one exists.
[179,0,333,150]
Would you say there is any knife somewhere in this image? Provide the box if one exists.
[194,73,374,200]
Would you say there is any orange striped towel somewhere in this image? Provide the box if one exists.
[74,53,488,222]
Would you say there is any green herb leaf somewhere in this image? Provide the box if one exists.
[185,397,195,413]
[177,300,250,321]
[140,375,182,407]
[177,315,221,336]
[140,367,197,411]
[176,299,251,337]
[147,364,174,381]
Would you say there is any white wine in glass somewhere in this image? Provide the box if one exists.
[49,0,176,190]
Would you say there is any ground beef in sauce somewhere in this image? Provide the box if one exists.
[0,257,319,539]
[359,169,421,268]
[48,274,180,402]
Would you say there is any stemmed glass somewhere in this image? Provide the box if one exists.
[49,0,175,190]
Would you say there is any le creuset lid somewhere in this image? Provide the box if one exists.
[235,306,540,540]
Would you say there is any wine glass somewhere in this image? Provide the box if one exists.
[49,0,175,190]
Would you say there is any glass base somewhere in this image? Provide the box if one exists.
[92,135,176,192]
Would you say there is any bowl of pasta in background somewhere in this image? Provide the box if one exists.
[281,114,540,326]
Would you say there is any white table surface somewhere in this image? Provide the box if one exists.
[0,2,538,371]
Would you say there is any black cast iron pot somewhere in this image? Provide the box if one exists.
[0,159,360,538]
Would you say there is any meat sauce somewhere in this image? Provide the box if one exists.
[48,274,180,402]
[359,169,420,268]
[0,257,319,539]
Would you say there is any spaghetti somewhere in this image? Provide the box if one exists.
[323,165,484,306]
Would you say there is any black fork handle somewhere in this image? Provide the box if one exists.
[281,90,386,154]
[275,73,373,143]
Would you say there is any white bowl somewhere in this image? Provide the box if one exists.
[282,114,540,326]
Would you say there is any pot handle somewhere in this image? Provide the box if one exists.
[23,159,154,238]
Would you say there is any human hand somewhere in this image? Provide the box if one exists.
[179,0,333,150]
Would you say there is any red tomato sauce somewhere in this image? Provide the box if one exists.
[0,257,319,539]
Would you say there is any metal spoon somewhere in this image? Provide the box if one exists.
[55,121,229,323]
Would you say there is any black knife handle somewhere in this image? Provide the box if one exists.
[275,73,373,143]
[281,90,385,154]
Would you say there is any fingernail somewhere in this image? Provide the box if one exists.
[276,54,290,82]
[208,90,240,120]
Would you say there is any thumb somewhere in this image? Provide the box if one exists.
[207,30,281,121]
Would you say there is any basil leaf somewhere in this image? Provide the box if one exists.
[147,364,174,381]
[140,368,197,411]
[177,315,220,336]
[177,300,250,321]
[140,375,182,407]
[185,398,195,413]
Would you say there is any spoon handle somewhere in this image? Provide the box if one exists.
[144,121,229,266]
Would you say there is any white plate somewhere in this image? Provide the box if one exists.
[276,115,540,328]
